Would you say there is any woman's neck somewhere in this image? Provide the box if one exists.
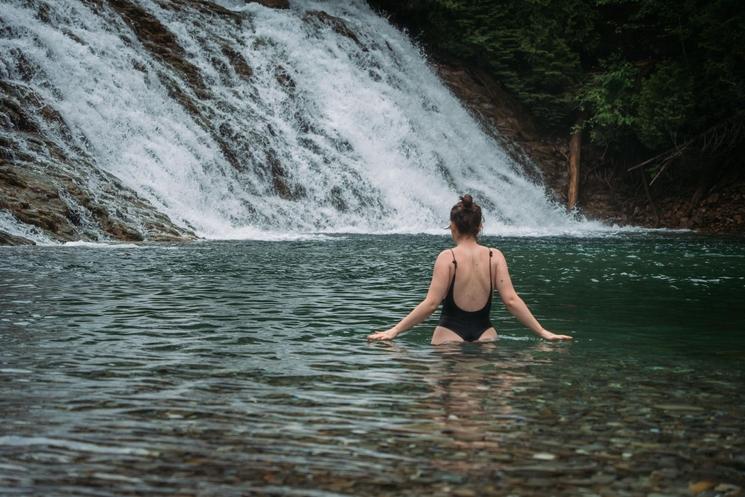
[454,235,478,247]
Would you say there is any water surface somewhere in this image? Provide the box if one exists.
[1,234,744,496]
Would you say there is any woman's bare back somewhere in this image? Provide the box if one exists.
[448,244,494,311]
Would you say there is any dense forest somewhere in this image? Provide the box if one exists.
[369,0,745,230]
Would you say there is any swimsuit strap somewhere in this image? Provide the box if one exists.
[488,249,493,291]
[448,249,458,289]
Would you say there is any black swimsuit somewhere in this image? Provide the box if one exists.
[438,249,494,342]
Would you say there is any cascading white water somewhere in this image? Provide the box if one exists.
[0,0,611,241]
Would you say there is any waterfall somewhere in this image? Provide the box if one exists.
[0,0,608,242]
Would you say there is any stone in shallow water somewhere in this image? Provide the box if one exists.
[452,489,477,497]
[652,404,705,412]
[689,480,715,494]
[714,483,742,496]
[503,463,597,477]
[649,467,679,482]
[522,478,554,488]
[490,454,513,462]
[531,452,556,460]
[590,473,617,484]
[561,477,596,487]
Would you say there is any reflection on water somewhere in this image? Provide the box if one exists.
[1,235,744,496]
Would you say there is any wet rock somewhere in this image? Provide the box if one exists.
[275,65,295,90]
[8,47,45,83]
[0,148,193,242]
[304,10,363,47]
[0,81,47,136]
[329,186,347,211]
[108,0,206,91]
[266,150,291,199]
[0,165,77,240]
[248,0,289,8]
[103,2,254,174]
[158,0,245,21]
[221,45,252,80]
[0,230,35,245]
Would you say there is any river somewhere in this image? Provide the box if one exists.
[1,234,744,496]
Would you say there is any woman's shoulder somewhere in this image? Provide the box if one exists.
[436,248,456,260]
[484,246,505,259]
[433,249,457,270]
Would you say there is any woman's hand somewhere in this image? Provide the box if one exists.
[367,328,398,341]
[539,329,573,341]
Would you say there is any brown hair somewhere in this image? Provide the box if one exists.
[450,194,482,237]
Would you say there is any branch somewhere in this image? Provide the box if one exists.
[628,111,745,175]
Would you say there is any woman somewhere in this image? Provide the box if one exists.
[367,195,572,344]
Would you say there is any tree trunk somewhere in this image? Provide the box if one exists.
[567,117,583,210]
[641,169,660,227]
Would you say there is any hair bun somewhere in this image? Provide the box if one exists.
[460,194,474,209]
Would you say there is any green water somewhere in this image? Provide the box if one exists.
[1,234,744,496]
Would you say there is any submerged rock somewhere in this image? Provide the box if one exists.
[689,480,715,494]
[532,452,557,461]
[714,483,743,496]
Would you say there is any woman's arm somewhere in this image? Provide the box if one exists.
[367,250,452,341]
[492,249,572,341]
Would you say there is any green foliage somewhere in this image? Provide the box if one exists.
[370,0,595,129]
[579,59,695,150]
[636,62,695,149]
[423,0,592,129]
[578,58,639,146]
[369,0,745,159]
